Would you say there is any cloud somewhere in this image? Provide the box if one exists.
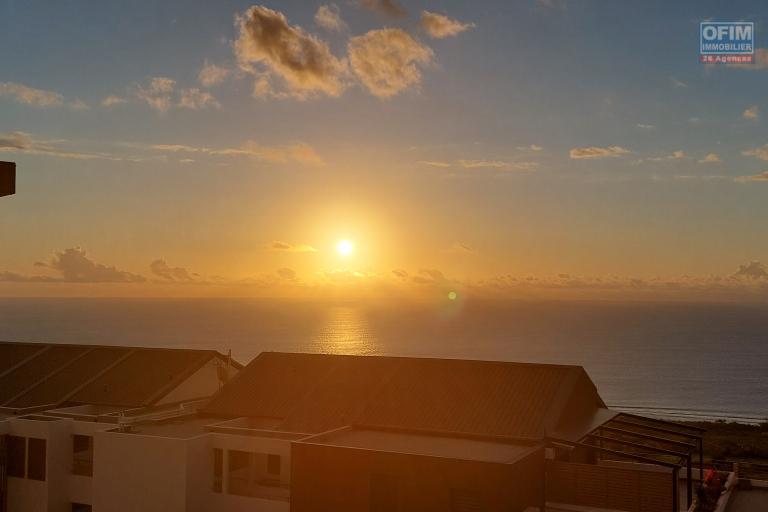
[420,11,474,39]
[569,146,630,159]
[348,29,433,98]
[518,144,543,151]
[636,123,655,129]
[150,140,324,166]
[102,95,128,107]
[412,268,446,285]
[733,261,768,280]
[276,267,297,280]
[178,88,220,109]
[391,269,408,279]
[727,48,768,70]
[445,242,475,254]
[734,171,768,183]
[315,4,346,32]
[0,82,64,107]
[646,150,686,162]
[198,61,231,87]
[234,6,348,99]
[743,144,768,161]
[134,77,176,112]
[420,159,537,171]
[698,153,721,164]
[670,77,688,88]
[0,131,125,161]
[10,248,146,283]
[150,259,197,282]
[743,105,759,119]
[268,241,318,253]
[357,0,406,17]
[68,99,89,111]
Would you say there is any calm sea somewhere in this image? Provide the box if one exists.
[0,298,766,423]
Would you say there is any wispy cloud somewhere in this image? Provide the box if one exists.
[101,95,128,107]
[315,4,347,32]
[645,150,686,162]
[743,144,768,161]
[198,61,231,87]
[670,77,688,88]
[0,132,127,161]
[178,88,220,109]
[357,0,406,17]
[150,140,324,166]
[150,259,198,282]
[268,241,318,253]
[569,146,630,159]
[134,77,176,113]
[735,171,768,183]
[420,11,474,39]
[743,105,759,119]
[636,123,655,129]
[0,82,64,107]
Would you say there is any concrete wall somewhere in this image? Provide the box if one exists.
[291,442,544,512]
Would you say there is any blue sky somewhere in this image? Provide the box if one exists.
[1,0,768,299]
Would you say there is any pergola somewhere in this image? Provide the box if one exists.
[549,412,705,511]
[0,161,15,197]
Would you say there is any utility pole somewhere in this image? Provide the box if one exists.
[0,161,15,197]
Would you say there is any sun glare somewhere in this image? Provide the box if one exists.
[336,239,354,257]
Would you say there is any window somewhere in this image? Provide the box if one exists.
[27,438,46,481]
[267,454,281,476]
[228,450,252,497]
[73,435,93,476]
[370,474,399,512]
[71,503,92,512]
[212,448,223,493]
[6,435,25,478]
[451,489,482,512]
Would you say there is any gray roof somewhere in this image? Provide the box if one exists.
[204,352,607,440]
[0,341,241,410]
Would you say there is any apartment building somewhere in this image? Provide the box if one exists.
[1,349,704,512]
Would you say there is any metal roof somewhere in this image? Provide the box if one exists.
[0,341,241,410]
[204,352,606,440]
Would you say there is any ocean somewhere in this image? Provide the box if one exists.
[0,297,766,423]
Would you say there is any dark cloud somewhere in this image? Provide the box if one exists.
[150,259,197,282]
[733,261,768,280]
[234,6,347,98]
[0,248,145,283]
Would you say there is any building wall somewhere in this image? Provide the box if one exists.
[92,430,189,512]
[545,460,673,512]
[290,443,545,512]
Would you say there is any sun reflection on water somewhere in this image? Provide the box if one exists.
[312,306,376,355]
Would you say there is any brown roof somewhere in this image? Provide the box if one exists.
[0,341,241,410]
[204,352,606,440]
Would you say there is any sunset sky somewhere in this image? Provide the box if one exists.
[1,0,768,299]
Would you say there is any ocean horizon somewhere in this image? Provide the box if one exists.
[0,297,765,424]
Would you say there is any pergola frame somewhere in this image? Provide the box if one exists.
[580,412,705,510]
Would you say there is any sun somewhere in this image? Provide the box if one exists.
[336,239,354,257]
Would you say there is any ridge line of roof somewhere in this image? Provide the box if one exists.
[258,351,585,370]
